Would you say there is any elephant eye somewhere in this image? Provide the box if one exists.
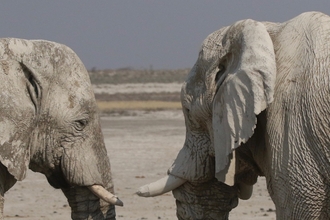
[74,119,88,131]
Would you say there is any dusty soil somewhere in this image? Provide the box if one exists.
[4,70,276,219]
[4,111,275,220]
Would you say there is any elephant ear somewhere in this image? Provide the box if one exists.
[0,59,38,181]
[212,20,276,181]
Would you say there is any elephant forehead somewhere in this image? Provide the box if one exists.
[48,89,95,112]
[200,39,221,64]
[0,39,51,69]
[200,26,229,57]
[61,76,93,107]
[198,32,228,69]
[0,38,87,79]
[202,26,230,49]
[0,38,33,58]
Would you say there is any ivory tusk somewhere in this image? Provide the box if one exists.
[88,185,124,206]
[136,174,187,197]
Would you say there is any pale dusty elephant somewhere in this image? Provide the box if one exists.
[138,11,330,219]
[0,38,123,219]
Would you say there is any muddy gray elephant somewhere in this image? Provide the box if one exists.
[137,11,330,219]
[0,38,122,219]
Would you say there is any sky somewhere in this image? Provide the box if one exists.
[0,1,330,70]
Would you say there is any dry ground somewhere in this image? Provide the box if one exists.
[4,111,275,220]
[3,70,275,219]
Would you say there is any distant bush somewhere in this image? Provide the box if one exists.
[88,68,190,84]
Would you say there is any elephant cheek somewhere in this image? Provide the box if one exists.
[61,147,104,186]
[168,139,215,183]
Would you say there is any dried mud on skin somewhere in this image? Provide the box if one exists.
[3,69,275,219]
[4,111,275,220]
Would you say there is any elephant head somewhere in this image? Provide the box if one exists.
[137,19,276,218]
[0,38,122,219]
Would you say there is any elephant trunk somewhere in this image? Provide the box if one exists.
[59,148,121,219]
[136,135,240,219]
[62,185,117,220]
[173,178,238,220]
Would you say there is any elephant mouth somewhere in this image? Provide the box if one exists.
[46,165,70,189]
[46,163,123,206]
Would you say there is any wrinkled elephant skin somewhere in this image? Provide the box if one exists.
[173,179,238,220]
[0,38,121,219]
[138,11,330,219]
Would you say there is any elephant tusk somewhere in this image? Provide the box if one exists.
[136,174,187,197]
[88,185,124,206]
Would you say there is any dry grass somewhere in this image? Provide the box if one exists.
[97,101,182,111]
